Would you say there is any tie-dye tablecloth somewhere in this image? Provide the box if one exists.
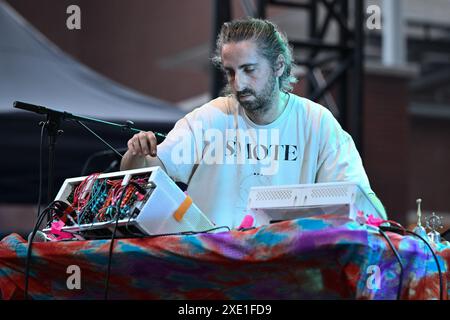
[0,215,449,299]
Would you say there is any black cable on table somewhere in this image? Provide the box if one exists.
[381,225,444,300]
[378,227,404,300]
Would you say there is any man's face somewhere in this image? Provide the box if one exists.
[221,40,277,112]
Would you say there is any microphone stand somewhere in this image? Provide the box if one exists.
[45,111,62,210]
[13,101,167,221]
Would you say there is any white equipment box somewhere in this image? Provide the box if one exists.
[247,182,384,226]
[43,167,215,238]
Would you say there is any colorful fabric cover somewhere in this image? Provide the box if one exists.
[0,215,448,300]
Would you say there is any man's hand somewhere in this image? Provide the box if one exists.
[120,131,165,171]
[127,131,158,157]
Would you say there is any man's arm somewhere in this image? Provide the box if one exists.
[367,192,387,220]
[120,150,166,172]
[120,131,167,172]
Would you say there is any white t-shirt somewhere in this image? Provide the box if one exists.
[157,93,373,229]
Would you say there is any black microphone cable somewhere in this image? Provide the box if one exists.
[103,181,231,299]
[405,230,444,300]
[24,121,48,299]
[377,227,404,300]
[24,203,55,299]
[35,121,46,226]
[25,200,77,299]
[104,182,130,300]
[380,225,444,300]
[144,226,232,238]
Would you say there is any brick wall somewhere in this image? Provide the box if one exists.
[409,116,450,216]
[363,66,413,224]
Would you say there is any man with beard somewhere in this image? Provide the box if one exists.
[120,18,387,229]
